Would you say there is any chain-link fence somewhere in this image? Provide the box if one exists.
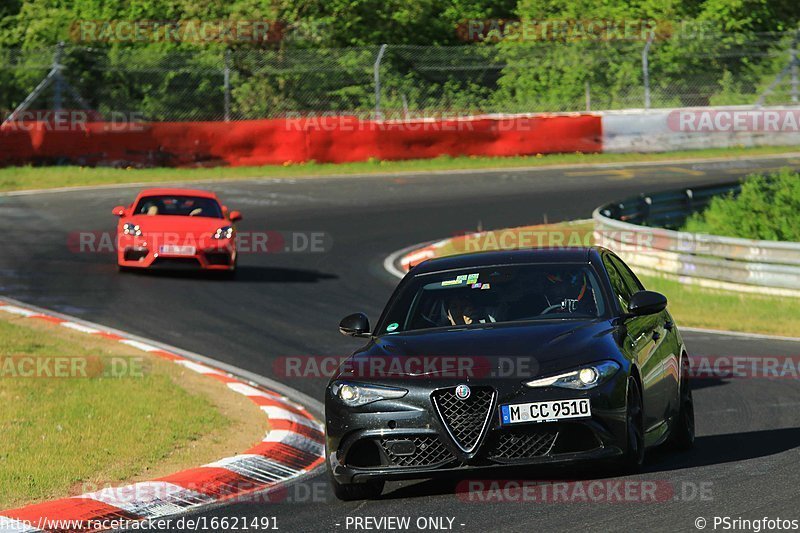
[1,31,798,122]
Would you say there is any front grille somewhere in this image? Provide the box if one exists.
[488,429,558,461]
[379,435,454,467]
[151,257,201,269]
[432,386,495,452]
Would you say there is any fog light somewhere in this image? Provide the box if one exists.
[579,367,598,385]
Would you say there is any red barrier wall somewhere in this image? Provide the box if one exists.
[0,114,601,167]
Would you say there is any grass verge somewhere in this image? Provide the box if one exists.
[0,312,268,509]
[1,144,799,193]
[413,220,800,337]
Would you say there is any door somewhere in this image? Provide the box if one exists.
[603,253,666,433]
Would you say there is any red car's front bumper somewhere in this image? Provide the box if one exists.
[117,236,236,270]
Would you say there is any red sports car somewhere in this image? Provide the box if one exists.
[113,188,242,273]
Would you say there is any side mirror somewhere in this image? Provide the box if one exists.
[339,313,370,337]
[627,290,668,317]
[112,205,126,217]
[229,210,242,222]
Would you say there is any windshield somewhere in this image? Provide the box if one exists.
[378,264,607,335]
[133,195,223,218]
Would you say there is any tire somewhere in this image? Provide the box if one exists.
[327,464,384,501]
[669,357,695,451]
[616,377,645,474]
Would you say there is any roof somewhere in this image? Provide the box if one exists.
[136,188,219,199]
[409,247,601,275]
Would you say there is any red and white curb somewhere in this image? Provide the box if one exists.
[0,300,324,533]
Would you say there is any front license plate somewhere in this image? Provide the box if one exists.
[500,399,591,425]
[159,245,196,256]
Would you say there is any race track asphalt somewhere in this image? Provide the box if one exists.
[2,155,800,532]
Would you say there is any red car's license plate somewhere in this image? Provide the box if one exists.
[159,245,196,256]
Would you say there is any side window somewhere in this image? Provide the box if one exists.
[602,255,632,311]
[611,255,644,297]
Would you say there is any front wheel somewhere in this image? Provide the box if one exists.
[669,357,695,450]
[616,377,645,474]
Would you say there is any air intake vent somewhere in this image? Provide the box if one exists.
[488,430,558,461]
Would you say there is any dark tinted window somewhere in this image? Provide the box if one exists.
[611,255,645,296]
[377,264,607,334]
[134,195,223,218]
[603,254,633,311]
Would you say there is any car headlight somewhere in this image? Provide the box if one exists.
[122,223,142,237]
[213,226,233,239]
[524,360,620,390]
[331,381,407,407]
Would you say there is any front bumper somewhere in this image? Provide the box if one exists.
[326,376,628,485]
[117,236,236,270]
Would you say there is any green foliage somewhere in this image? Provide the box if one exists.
[683,168,800,241]
[0,0,798,118]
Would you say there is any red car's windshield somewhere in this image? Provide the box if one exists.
[133,195,223,218]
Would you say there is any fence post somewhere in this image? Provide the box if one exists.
[642,32,653,110]
[223,49,231,122]
[53,42,64,111]
[791,31,799,103]
[374,44,387,119]
[585,80,591,111]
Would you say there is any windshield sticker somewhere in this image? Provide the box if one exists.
[386,322,399,332]
[471,283,482,289]
[441,273,479,287]
[481,283,491,290]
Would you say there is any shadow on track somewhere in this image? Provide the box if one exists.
[119,265,337,283]
[647,427,800,472]
[376,427,800,501]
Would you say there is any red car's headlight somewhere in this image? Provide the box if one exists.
[122,223,142,236]
[213,226,233,239]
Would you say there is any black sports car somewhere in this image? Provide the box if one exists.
[326,247,694,500]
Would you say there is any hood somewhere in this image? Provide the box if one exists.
[336,319,619,381]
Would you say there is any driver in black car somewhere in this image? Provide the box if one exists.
[445,294,495,325]
[542,269,595,315]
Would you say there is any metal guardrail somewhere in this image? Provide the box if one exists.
[593,181,800,297]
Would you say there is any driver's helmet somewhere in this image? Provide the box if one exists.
[544,269,588,311]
